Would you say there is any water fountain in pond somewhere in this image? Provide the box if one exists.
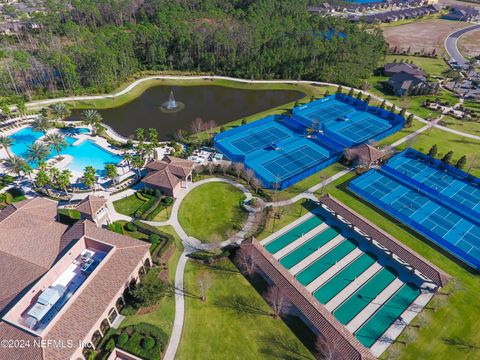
[160,90,185,113]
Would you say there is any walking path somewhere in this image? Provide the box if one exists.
[163,252,188,360]
[10,75,480,141]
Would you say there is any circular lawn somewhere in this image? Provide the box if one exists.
[178,182,247,243]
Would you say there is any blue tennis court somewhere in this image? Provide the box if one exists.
[230,126,290,154]
[293,100,353,128]
[350,149,480,270]
[214,93,404,189]
[333,116,391,145]
[385,150,480,216]
[261,145,328,180]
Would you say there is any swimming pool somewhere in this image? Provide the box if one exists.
[8,127,122,176]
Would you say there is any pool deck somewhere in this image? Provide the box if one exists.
[0,125,129,182]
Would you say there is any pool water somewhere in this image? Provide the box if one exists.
[8,127,122,176]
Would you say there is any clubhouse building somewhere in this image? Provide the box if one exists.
[0,197,151,360]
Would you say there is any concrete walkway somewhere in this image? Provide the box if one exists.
[163,252,188,360]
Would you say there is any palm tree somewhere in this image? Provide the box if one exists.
[27,142,50,164]
[57,169,72,196]
[0,136,14,159]
[43,133,67,159]
[22,163,36,187]
[105,163,118,187]
[51,103,70,121]
[132,156,144,178]
[16,100,26,119]
[82,166,97,193]
[81,109,102,135]
[2,156,26,177]
[32,115,52,134]
[123,153,133,169]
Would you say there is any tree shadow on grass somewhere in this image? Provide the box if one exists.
[442,336,480,352]
[212,293,272,317]
[259,333,315,360]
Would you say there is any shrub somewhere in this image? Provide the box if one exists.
[105,338,115,352]
[154,189,161,197]
[126,222,137,232]
[163,196,174,206]
[118,333,129,346]
[141,336,155,351]
[149,234,160,247]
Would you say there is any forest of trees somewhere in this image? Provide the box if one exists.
[0,0,387,102]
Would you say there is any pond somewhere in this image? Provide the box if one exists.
[68,85,304,140]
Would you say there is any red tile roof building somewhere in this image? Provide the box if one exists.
[0,198,151,360]
[141,156,194,197]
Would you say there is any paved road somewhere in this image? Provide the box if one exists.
[445,24,480,66]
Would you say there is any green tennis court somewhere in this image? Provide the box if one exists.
[296,238,357,286]
[314,252,377,304]
[279,227,339,269]
[334,268,396,325]
[265,215,323,254]
[355,283,421,348]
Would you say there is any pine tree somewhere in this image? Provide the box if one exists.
[456,155,467,170]
[442,151,454,165]
[428,144,438,158]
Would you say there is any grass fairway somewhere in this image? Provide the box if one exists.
[178,182,248,242]
[176,259,315,360]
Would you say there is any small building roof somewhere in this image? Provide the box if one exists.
[142,155,194,190]
[344,144,385,164]
[384,62,426,77]
[75,195,107,217]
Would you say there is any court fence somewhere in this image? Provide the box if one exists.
[349,178,480,270]
[380,164,480,224]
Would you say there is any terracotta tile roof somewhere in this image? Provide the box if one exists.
[0,252,46,314]
[44,221,150,360]
[238,239,376,360]
[318,195,449,287]
[0,198,150,360]
[75,195,107,217]
[0,322,42,360]
[344,144,385,164]
[142,156,193,190]
[0,198,69,269]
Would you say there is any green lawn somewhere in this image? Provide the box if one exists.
[176,259,315,360]
[178,182,248,242]
[392,127,480,177]
[113,193,147,216]
[120,226,183,343]
[441,116,480,136]
[256,198,319,241]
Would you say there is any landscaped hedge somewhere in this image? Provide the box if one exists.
[97,323,167,360]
